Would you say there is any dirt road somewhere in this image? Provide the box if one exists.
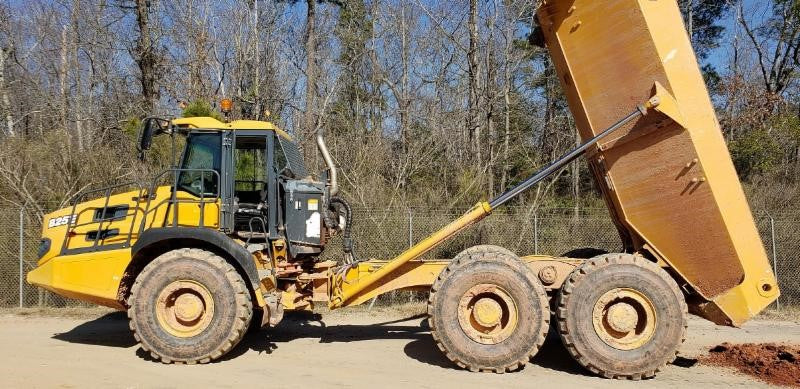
[1,307,798,388]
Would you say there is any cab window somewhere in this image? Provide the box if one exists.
[234,137,267,205]
[177,133,221,196]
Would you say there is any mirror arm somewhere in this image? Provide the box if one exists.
[137,116,174,162]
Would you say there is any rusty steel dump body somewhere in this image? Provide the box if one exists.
[536,0,779,325]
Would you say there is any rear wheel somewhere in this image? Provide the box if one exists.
[556,253,687,379]
[128,248,253,364]
[428,246,549,373]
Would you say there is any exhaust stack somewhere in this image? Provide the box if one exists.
[316,127,338,196]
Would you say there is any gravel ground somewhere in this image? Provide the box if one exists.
[1,306,799,388]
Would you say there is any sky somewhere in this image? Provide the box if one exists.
[705,0,773,75]
[4,0,773,77]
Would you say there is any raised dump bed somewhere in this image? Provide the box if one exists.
[536,0,779,325]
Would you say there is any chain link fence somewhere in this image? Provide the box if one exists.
[0,205,797,308]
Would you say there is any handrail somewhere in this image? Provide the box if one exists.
[61,167,222,255]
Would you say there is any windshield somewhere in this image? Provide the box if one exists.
[276,136,307,178]
[177,133,221,196]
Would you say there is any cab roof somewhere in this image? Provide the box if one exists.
[171,117,294,141]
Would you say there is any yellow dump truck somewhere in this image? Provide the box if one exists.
[28,0,778,379]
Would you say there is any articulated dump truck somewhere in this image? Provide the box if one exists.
[28,0,778,379]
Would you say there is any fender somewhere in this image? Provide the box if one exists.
[131,227,260,288]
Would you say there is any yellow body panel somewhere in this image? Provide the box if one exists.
[338,260,449,307]
[336,255,577,308]
[27,248,130,309]
[537,0,778,325]
[28,185,220,307]
[171,117,294,140]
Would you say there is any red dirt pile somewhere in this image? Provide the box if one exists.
[702,342,800,388]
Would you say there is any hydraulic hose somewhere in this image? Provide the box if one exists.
[329,196,357,263]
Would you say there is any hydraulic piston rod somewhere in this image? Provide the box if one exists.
[335,97,660,307]
[489,98,658,208]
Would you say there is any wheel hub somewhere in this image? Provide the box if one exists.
[606,302,638,333]
[472,297,503,327]
[156,280,215,338]
[174,293,204,322]
[592,288,656,350]
[457,284,518,345]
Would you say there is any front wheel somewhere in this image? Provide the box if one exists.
[128,248,253,364]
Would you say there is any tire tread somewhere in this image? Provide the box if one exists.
[556,253,688,379]
[428,245,549,373]
[128,248,253,364]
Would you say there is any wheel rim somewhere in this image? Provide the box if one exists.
[156,280,215,338]
[457,283,518,345]
[591,287,656,350]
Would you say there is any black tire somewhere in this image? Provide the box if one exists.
[128,248,253,364]
[450,245,518,269]
[560,247,608,259]
[428,246,549,373]
[556,253,687,379]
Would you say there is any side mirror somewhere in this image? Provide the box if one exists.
[137,117,168,160]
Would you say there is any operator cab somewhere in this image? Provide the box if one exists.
[142,116,335,259]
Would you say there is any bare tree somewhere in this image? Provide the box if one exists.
[304,0,318,142]
[467,0,480,163]
[0,45,13,137]
[739,0,799,98]
[133,0,159,112]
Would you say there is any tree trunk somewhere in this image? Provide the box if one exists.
[485,6,497,195]
[500,6,513,191]
[400,3,409,152]
[0,47,14,137]
[71,0,84,151]
[60,25,69,144]
[468,0,480,163]
[501,74,510,190]
[135,0,157,112]
[369,0,381,137]
[304,0,317,141]
[726,0,743,142]
[572,124,580,218]
[252,1,260,119]
[187,2,211,101]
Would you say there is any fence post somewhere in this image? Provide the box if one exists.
[408,208,413,249]
[769,215,780,311]
[534,210,539,255]
[19,207,24,308]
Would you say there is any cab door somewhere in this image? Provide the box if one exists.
[232,132,271,236]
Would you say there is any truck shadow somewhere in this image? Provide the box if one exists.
[52,311,601,376]
[227,311,592,376]
[51,311,138,348]
[402,334,591,375]
[222,311,431,360]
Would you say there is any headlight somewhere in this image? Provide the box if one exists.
[37,238,51,259]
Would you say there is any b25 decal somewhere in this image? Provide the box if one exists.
[48,215,77,228]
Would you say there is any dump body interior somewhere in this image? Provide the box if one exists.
[536,0,778,325]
